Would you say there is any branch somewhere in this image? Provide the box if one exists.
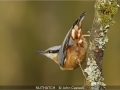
[84,0,119,90]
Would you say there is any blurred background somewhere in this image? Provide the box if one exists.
[0,1,120,86]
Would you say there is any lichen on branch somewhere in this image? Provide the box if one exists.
[84,0,119,89]
[96,0,119,26]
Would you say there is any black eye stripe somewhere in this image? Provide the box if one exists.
[48,50,59,53]
[49,50,52,53]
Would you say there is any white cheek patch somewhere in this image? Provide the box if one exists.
[78,29,81,37]
[45,53,57,60]
[74,25,78,30]
[72,29,75,39]
[79,39,83,44]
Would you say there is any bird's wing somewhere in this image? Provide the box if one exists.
[58,12,86,67]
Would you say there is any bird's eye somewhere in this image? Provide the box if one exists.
[48,50,52,53]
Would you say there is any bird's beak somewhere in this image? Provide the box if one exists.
[36,51,45,55]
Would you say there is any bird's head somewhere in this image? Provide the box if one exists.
[37,46,61,60]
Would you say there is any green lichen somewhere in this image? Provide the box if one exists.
[95,0,119,27]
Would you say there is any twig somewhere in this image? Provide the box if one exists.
[77,60,87,80]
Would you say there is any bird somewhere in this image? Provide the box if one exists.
[37,12,88,70]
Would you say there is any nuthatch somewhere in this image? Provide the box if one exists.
[37,12,88,70]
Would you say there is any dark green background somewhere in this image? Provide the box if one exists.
[0,1,120,86]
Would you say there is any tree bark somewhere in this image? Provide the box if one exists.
[84,0,119,90]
